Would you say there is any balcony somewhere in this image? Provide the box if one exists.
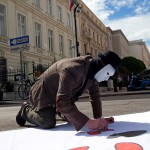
[82,29,92,41]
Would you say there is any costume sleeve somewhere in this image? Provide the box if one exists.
[56,68,89,131]
[88,80,102,118]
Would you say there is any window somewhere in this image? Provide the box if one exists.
[93,32,95,41]
[18,13,26,36]
[57,6,62,21]
[84,44,87,55]
[91,47,93,56]
[59,34,63,55]
[97,34,99,43]
[48,29,53,52]
[35,22,41,48]
[89,28,90,34]
[67,13,71,27]
[47,0,52,15]
[95,50,98,58]
[68,39,72,56]
[35,0,40,7]
[68,39,76,57]
[0,4,6,36]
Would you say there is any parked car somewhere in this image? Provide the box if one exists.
[127,69,150,91]
[0,89,3,101]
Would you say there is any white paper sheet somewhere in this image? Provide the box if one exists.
[0,111,150,150]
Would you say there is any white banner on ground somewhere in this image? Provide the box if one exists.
[0,111,150,150]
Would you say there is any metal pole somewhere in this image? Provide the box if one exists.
[74,3,80,57]
[20,51,23,83]
[32,61,35,80]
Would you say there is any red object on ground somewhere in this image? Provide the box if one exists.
[115,142,143,150]
[70,146,89,150]
[87,131,101,135]
[87,128,114,135]
[105,117,114,123]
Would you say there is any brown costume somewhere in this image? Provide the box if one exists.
[28,55,102,131]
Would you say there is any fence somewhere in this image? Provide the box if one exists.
[0,68,23,100]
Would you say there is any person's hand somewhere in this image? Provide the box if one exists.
[104,117,114,123]
[86,118,108,131]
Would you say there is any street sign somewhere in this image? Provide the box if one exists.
[11,44,29,51]
[10,35,29,46]
[10,35,29,51]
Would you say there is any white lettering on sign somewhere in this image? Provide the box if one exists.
[11,37,28,45]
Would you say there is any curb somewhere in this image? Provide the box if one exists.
[1,90,150,101]
[80,90,150,99]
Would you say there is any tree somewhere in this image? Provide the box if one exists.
[118,56,146,75]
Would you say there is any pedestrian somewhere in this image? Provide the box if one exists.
[117,75,123,90]
[16,51,121,131]
[113,73,118,92]
[0,89,3,101]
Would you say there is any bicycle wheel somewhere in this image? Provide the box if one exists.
[18,84,30,100]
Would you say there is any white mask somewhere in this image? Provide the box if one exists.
[94,64,115,82]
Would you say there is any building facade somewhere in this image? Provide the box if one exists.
[0,0,149,86]
[0,0,78,82]
[78,0,109,58]
[129,40,150,68]
[108,29,129,58]
[107,28,150,68]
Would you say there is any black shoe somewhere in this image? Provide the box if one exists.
[16,102,29,126]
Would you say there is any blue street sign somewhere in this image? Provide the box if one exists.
[10,35,29,46]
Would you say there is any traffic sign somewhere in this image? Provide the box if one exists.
[11,44,29,51]
[10,35,29,46]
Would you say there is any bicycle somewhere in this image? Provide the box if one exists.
[18,78,35,100]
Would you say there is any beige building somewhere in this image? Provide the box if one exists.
[1,0,149,86]
[107,28,129,58]
[129,40,150,68]
[0,0,79,82]
[78,0,109,58]
[107,28,150,68]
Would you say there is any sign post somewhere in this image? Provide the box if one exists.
[20,51,23,81]
[9,35,30,82]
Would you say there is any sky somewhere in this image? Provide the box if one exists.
[82,0,150,52]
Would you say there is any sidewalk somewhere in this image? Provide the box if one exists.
[2,87,150,101]
[80,87,150,99]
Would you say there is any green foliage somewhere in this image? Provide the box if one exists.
[118,56,146,75]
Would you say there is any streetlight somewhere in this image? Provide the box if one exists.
[73,3,80,57]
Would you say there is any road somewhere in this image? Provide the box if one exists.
[0,94,150,131]
[78,94,150,117]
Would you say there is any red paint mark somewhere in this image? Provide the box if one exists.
[87,128,114,135]
[69,146,89,150]
[115,142,143,150]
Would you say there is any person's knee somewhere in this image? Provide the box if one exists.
[40,119,56,129]
[35,107,57,129]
